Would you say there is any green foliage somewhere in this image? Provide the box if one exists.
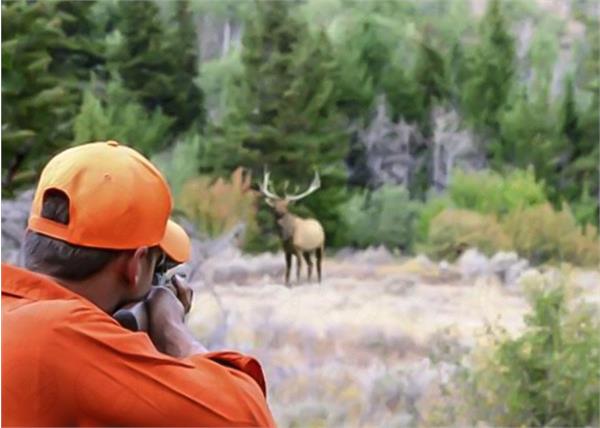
[415,195,452,244]
[3,0,597,254]
[462,0,515,134]
[571,183,598,227]
[462,275,600,426]
[223,0,349,248]
[417,169,548,248]
[2,1,94,192]
[561,82,599,224]
[498,84,564,194]
[108,0,204,133]
[331,15,378,122]
[528,18,562,86]
[449,168,547,217]
[73,82,174,156]
[196,50,244,122]
[150,134,202,201]
[425,208,511,260]
[342,185,422,252]
[412,33,449,131]
[504,203,599,267]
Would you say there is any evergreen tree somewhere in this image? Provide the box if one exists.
[230,0,349,248]
[499,84,562,198]
[565,88,599,225]
[73,81,174,156]
[109,0,204,134]
[333,20,376,124]
[561,75,581,146]
[53,1,107,80]
[412,30,448,133]
[573,11,600,225]
[163,0,205,131]
[2,1,87,192]
[462,0,515,136]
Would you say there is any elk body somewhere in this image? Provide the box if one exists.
[258,170,325,286]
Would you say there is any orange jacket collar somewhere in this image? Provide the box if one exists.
[2,263,91,304]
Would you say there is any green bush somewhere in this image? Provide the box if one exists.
[458,273,600,426]
[342,185,422,252]
[449,168,547,217]
[415,195,452,244]
[417,168,548,246]
[424,208,511,260]
[504,203,600,266]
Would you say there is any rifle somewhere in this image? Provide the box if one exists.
[113,254,180,332]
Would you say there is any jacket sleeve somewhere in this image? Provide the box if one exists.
[53,304,276,427]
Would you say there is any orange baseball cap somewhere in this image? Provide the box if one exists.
[28,141,190,262]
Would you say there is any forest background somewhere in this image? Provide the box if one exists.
[3,0,599,265]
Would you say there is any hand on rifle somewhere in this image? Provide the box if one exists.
[114,258,207,357]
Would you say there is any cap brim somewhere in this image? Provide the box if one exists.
[159,219,191,263]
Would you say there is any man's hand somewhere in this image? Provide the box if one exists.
[146,275,207,358]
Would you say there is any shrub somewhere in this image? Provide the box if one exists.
[425,208,511,260]
[178,167,259,243]
[418,168,548,246]
[415,195,452,244]
[455,273,600,426]
[570,183,598,228]
[342,185,422,252]
[449,168,547,217]
[504,203,600,266]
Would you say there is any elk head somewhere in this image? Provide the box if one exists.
[257,168,321,217]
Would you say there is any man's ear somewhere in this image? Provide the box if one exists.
[125,247,149,289]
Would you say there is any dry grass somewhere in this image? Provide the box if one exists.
[186,255,599,427]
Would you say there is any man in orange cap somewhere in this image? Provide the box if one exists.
[2,141,276,427]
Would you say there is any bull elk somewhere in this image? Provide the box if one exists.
[257,169,325,286]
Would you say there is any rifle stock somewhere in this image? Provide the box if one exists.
[113,261,180,332]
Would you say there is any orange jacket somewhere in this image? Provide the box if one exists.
[1,264,276,427]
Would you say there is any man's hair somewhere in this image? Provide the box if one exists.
[23,189,122,280]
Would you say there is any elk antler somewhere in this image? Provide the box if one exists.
[285,171,321,202]
[257,168,281,200]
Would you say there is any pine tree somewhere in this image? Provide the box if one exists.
[561,76,581,145]
[499,84,562,198]
[565,88,599,224]
[2,1,82,192]
[333,18,376,124]
[462,0,515,134]
[229,0,349,248]
[109,0,204,134]
[412,30,448,133]
[163,0,205,131]
[73,81,174,156]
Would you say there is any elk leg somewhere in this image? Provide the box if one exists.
[316,247,323,283]
[303,252,313,282]
[295,251,302,284]
[285,252,292,286]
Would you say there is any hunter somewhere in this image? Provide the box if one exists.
[2,141,275,427]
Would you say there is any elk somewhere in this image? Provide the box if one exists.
[257,169,325,286]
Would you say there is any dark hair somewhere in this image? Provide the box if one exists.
[23,189,123,280]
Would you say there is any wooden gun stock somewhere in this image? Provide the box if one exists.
[114,300,149,332]
[113,275,179,332]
